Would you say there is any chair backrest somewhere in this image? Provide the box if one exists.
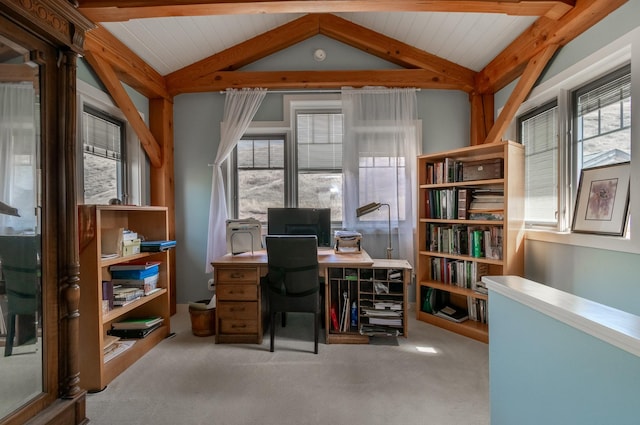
[265,235,319,297]
[0,235,40,313]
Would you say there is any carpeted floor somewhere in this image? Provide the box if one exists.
[85,304,489,425]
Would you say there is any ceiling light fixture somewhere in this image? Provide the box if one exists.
[313,48,326,62]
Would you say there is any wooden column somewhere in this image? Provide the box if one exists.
[469,93,494,146]
[149,97,177,314]
[59,49,82,399]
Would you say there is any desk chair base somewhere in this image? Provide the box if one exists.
[270,311,320,354]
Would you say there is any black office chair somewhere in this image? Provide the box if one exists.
[0,235,40,356]
[265,235,320,354]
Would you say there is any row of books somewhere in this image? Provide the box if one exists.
[425,187,504,220]
[429,257,489,289]
[424,158,503,185]
[421,288,487,323]
[425,157,464,184]
[427,223,503,260]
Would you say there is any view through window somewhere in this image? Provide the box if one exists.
[82,105,125,204]
[235,112,343,222]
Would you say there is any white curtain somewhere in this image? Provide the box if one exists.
[341,87,418,264]
[0,83,37,233]
[205,88,266,272]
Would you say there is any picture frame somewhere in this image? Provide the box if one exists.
[572,162,630,236]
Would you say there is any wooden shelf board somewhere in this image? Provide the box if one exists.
[102,288,168,324]
[419,281,488,300]
[101,325,169,387]
[418,250,503,266]
[417,310,488,343]
[326,332,369,344]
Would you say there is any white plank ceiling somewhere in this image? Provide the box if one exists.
[100,11,538,76]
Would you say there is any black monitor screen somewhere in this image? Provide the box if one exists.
[267,208,331,247]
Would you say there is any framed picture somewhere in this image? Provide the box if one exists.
[572,162,630,236]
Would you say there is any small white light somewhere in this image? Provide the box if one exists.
[313,48,326,62]
[416,346,438,354]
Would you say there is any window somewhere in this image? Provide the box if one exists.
[356,134,408,222]
[517,64,631,233]
[572,65,631,171]
[518,101,559,226]
[233,110,343,223]
[296,112,343,221]
[235,136,285,222]
[77,79,147,206]
[82,105,126,204]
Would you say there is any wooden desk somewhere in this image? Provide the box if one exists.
[211,249,411,344]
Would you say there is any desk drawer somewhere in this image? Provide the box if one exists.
[219,319,258,334]
[217,301,257,320]
[217,284,258,301]
[217,268,258,283]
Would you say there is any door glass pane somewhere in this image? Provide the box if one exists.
[0,36,43,419]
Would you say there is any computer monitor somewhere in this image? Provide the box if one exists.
[267,208,331,247]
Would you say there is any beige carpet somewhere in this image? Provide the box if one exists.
[86,304,489,425]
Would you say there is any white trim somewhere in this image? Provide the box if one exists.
[515,26,640,254]
[76,80,148,206]
[484,275,640,358]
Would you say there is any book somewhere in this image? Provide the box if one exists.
[111,273,159,295]
[330,305,340,331]
[107,322,162,339]
[434,305,468,323]
[112,316,163,330]
[103,340,136,363]
[109,260,161,271]
[112,287,144,305]
[140,240,176,252]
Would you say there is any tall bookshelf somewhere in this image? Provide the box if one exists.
[416,141,524,343]
[78,205,172,391]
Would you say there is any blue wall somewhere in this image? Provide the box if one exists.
[489,289,640,425]
[173,36,469,303]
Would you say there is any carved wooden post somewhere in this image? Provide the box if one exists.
[60,49,82,398]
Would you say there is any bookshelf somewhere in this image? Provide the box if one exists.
[416,141,524,343]
[326,259,411,344]
[78,205,172,392]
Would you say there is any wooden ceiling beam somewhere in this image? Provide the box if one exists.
[165,14,319,92]
[484,44,559,144]
[83,50,163,168]
[476,0,627,94]
[171,69,473,93]
[84,26,170,99]
[78,1,575,22]
[167,13,476,94]
[318,13,475,92]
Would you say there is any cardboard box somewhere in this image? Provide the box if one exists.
[122,238,141,256]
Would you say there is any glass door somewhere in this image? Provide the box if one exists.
[0,34,43,420]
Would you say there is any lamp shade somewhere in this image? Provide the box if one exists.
[356,202,382,217]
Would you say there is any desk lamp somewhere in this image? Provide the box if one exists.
[356,202,392,259]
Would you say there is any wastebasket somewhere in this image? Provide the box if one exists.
[189,299,216,337]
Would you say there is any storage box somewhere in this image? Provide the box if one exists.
[122,238,141,256]
[462,159,503,181]
[110,265,159,280]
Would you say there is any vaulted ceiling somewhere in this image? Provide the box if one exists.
[77,0,626,147]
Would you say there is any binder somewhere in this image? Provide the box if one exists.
[107,322,162,339]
